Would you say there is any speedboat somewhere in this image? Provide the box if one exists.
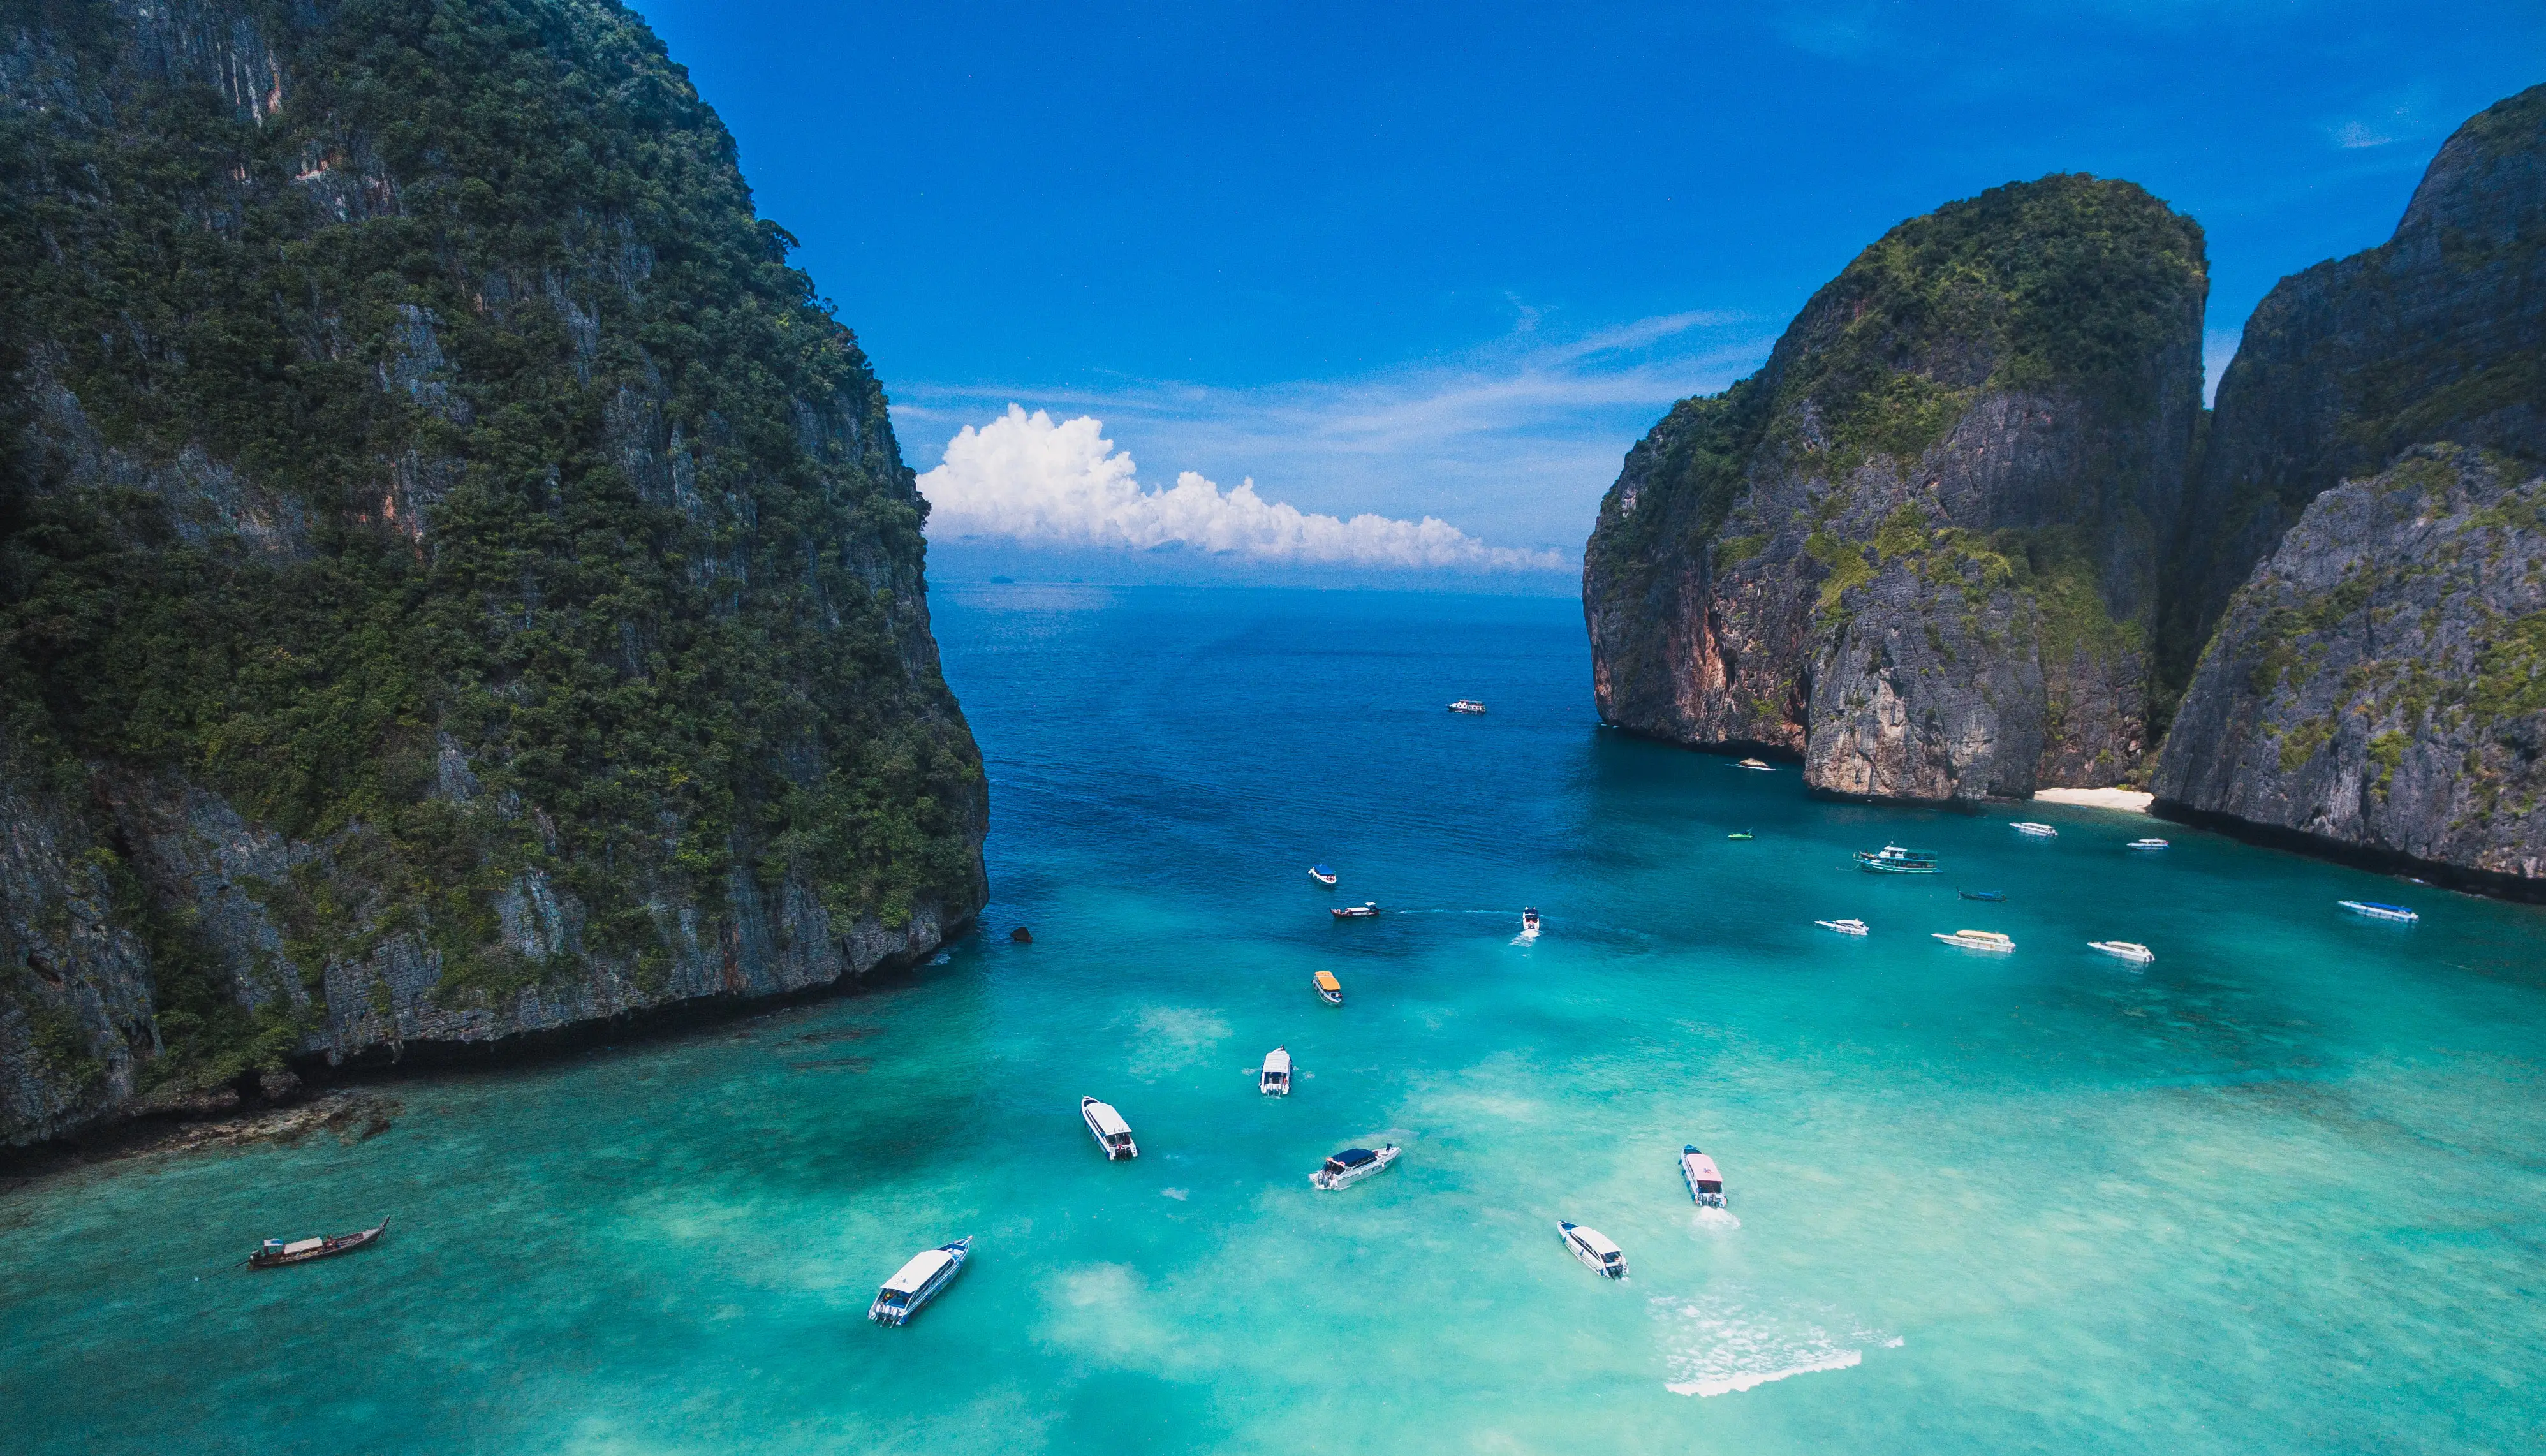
[1933,929,2015,952]
[1330,902,1380,919]
[1313,970,1344,1004]
[2010,821,2059,838]
[1557,1222,1628,1279]
[1815,918,1869,936]
[1959,889,2007,902]
[1311,1144,1399,1190]
[1520,907,1541,936]
[1448,699,1487,714]
[1681,1145,1726,1207]
[1309,864,1338,886]
[1260,1046,1292,1096]
[1081,1096,1138,1159]
[2339,900,2419,923]
[1728,830,1756,841]
[1736,758,1773,772]
[2127,838,2170,850]
[1856,845,1938,874]
[2089,940,2156,964]
[868,1237,971,1325]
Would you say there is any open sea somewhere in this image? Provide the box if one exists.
[7,583,2546,1454]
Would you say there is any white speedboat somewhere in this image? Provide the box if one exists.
[2339,900,2419,923]
[1857,845,1939,874]
[1311,1143,1399,1190]
[1260,1046,1292,1096]
[1309,863,1338,886]
[1082,1096,1138,1159]
[1557,1222,1628,1279]
[1736,758,1773,772]
[1681,1145,1726,1207]
[1448,699,1487,714]
[2089,940,2155,964]
[2127,838,2170,850]
[869,1237,970,1326]
[1520,907,1541,936]
[1815,918,1869,936]
[2010,821,2059,838]
[1314,969,1344,1004]
[1933,929,2015,952]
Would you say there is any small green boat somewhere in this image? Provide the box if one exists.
[1728,831,1756,841]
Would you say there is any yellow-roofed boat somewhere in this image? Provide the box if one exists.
[1313,970,1343,1005]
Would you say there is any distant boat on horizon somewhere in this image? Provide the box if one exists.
[1448,698,1487,714]
[2127,837,2171,850]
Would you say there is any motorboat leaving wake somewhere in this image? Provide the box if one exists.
[1681,1145,1726,1207]
[1311,1144,1399,1190]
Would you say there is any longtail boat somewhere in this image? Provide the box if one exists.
[247,1216,390,1269]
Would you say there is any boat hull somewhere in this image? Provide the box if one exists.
[1557,1223,1628,1278]
[247,1217,390,1269]
[869,1240,970,1326]
[1681,1147,1726,1208]
[1311,1145,1399,1190]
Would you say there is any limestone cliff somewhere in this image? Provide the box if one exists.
[0,0,987,1145]
[2165,85,2546,684]
[1584,175,2206,800]
[2152,448,2545,892]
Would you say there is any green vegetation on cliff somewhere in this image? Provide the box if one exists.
[0,0,983,1091]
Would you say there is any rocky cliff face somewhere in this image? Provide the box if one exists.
[2152,85,2546,892]
[1584,175,2205,800]
[0,0,987,1145]
[2153,448,2546,889]
[2165,85,2546,684]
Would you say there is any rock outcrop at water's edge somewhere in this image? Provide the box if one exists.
[0,1,987,1145]
[2153,448,2546,893]
[2163,84,2546,686]
[1584,175,2207,801]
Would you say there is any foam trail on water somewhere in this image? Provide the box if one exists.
[1653,1289,1890,1398]
[1691,1207,1742,1232]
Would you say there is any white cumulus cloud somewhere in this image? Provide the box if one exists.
[916,405,1566,571]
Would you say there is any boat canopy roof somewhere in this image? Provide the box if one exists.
[1311,864,1333,874]
[1263,1048,1291,1073]
[282,1237,325,1256]
[2347,901,2416,914]
[1566,1224,1623,1257]
[1683,1151,1721,1180]
[1329,1147,1378,1168]
[1313,971,1342,991]
[1084,1099,1132,1136]
[881,1248,953,1295]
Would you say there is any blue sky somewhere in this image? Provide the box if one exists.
[632,1,2543,578]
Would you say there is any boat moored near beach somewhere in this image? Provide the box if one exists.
[247,1217,390,1269]
[2338,900,2420,923]
[2089,940,2156,964]
[2010,821,2059,838]
[1815,918,1869,936]
[1681,1145,1726,1207]
[1934,929,2016,952]
[1260,1046,1292,1096]
[1311,1144,1399,1190]
[2127,838,2171,850]
[1309,864,1337,886]
[1857,845,1939,874]
[868,1237,971,1325]
[1314,970,1344,1004]
[1081,1097,1138,1159]
[1736,758,1773,772]
[1557,1222,1628,1278]
[1331,902,1380,919]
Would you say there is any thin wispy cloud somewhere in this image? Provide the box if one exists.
[895,309,1774,564]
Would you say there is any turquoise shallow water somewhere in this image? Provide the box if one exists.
[8,584,2546,1453]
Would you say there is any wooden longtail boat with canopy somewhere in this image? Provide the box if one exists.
[246,1216,390,1269]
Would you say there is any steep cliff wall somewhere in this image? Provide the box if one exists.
[2153,448,2545,891]
[0,0,987,1144]
[2165,85,2546,684]
[1584,175,2206,800]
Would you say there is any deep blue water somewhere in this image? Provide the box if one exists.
[6,584,2545,1453]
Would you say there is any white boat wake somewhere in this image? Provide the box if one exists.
[1690,1207,1741,1233]
[1653,1289,1896,1397]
